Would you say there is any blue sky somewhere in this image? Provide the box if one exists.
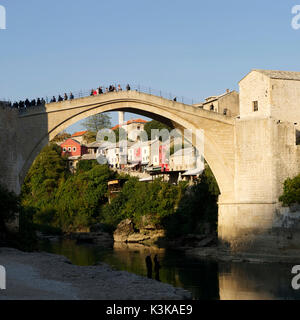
[0,0,300,133]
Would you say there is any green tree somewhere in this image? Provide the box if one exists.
[82,114,112,133]
[21,143,69,209]
[144,120,172,141]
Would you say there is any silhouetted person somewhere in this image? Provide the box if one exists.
[58,95,63,102]
[25,99,30,108]
[64,93,68,101]
[126,84,131,91]
[70,93,74,100]
[145,255,152,279]
[51,96,56,103]
[154,254,161,282]
[173,97,177,102]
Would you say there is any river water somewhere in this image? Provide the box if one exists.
[39,239,300,300]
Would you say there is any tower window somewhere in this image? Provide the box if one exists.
[223,108,228,115]
[210,104,214,111]
[253,101,258,112]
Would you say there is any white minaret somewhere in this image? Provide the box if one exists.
[118,112,125,126]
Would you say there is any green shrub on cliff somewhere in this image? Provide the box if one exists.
[101,178,187,229]
[279,174,300,206]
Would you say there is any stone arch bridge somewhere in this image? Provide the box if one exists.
[1,78,300,252]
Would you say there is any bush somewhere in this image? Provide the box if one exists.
[279,175,300,206]
[101,178,187,230]
[162,167,220,238]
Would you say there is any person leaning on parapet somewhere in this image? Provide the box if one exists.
[118,84,122,91]
[64,93,68,101]
[98,87,103,94]
[51,96,56,103]
[58,95,63,102]
[126,84,131,91]
[70,92,74,100]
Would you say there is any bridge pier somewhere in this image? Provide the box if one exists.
[218,202,279,252]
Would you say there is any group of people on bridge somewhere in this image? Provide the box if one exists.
[1,82,180,113]
[1,97,46,111]
[90,84,131,96]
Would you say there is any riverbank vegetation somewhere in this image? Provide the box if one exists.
[18,143,220,240]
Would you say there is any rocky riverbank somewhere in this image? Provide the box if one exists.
[0,247,192,300]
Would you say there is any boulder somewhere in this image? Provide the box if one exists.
[113,219,135,242]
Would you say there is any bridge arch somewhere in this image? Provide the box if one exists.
[19,91,235,201]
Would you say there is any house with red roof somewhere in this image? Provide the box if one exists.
[111,119,148,141]
[71,130,88,144]
[61,138,88,158]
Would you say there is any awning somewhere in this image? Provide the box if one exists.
[139,177,153,182]
[182,168,204,176]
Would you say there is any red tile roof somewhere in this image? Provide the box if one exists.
[71,130,88,137]
[111,119,148,131]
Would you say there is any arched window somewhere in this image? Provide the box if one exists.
[210,104,214,111]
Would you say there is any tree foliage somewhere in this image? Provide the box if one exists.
[82,114,112,133]
[279,175,300,206]
[51,131,71,143]
[22,144,116,232]
[83,131,97,144]
[144,120,172,141]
